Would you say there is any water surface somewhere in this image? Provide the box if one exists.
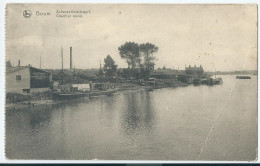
[5,75,257,160]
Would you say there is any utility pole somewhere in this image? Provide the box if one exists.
[61,45,63,71]
[70,46,72,70]
[40,55,41,69]
[61,45,64,84]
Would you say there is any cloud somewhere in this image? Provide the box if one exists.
[7,35,43,47]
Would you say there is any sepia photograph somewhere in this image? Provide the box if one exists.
[4,3,258,161]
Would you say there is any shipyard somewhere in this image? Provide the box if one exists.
[5,45,228,105]
[4,4,257,161]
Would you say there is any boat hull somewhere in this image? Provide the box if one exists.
[52,92,89,100]
[236,76,251,79]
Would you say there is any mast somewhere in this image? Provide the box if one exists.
[61,45,63,71]
[215,67,216,79]
[61,45,64,84]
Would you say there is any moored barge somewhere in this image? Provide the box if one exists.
[236,76,251,79]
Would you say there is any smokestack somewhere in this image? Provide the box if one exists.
[18,59,20,67]
[70,46,72,70]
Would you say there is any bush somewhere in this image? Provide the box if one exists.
[6,91,53,104]
[6,92,31,104]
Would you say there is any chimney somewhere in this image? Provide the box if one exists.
[18,59,20,67]
[70,46,72,70]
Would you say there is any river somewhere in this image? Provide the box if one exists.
[5,75,257,160]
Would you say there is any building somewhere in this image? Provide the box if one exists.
[185,65,204,78]
[6,66,52,93]
[6,60,12,67]
[151,69,185,79]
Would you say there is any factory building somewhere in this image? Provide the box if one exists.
[6,66,52,93]
[185,65,204,78]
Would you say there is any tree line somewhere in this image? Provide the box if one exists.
[102,41,159,80]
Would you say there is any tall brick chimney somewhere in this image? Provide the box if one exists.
[70,47,72,70]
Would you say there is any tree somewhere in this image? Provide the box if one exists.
[139,43,158,71]
[104,55,117,77]
[118,42,140,69]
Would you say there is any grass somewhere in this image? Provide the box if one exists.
[6,91,53,104]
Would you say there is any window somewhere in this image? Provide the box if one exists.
[16,75,21,81]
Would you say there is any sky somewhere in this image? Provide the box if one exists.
[6,4,257,71]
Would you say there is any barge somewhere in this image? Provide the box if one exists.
[52,89,117,100]
[52,92,89,100]
[236,76,251,79]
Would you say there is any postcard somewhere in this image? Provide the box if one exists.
[4,3,258,161]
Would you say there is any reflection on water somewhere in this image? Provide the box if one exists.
[122,91,155,136]
[5,76,257,160]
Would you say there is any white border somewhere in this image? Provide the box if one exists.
[0,0,259,164]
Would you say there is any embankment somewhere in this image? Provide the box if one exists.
[5,79,188,108]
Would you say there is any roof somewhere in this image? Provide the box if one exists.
[185,67,204,71]
[6,66,50,75]
[6,66,29,74]
[151,69,185,75]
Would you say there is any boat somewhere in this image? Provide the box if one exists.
[113,92,120,95]
[207,77,223,85]
[145,88,153,91]
[207,68,223,85]
[52,92,89,100]
[214,77,223,85]
[201,78,208,85]
[106,90,117,96]
[236,76,251,79]
[89,96,98,99]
